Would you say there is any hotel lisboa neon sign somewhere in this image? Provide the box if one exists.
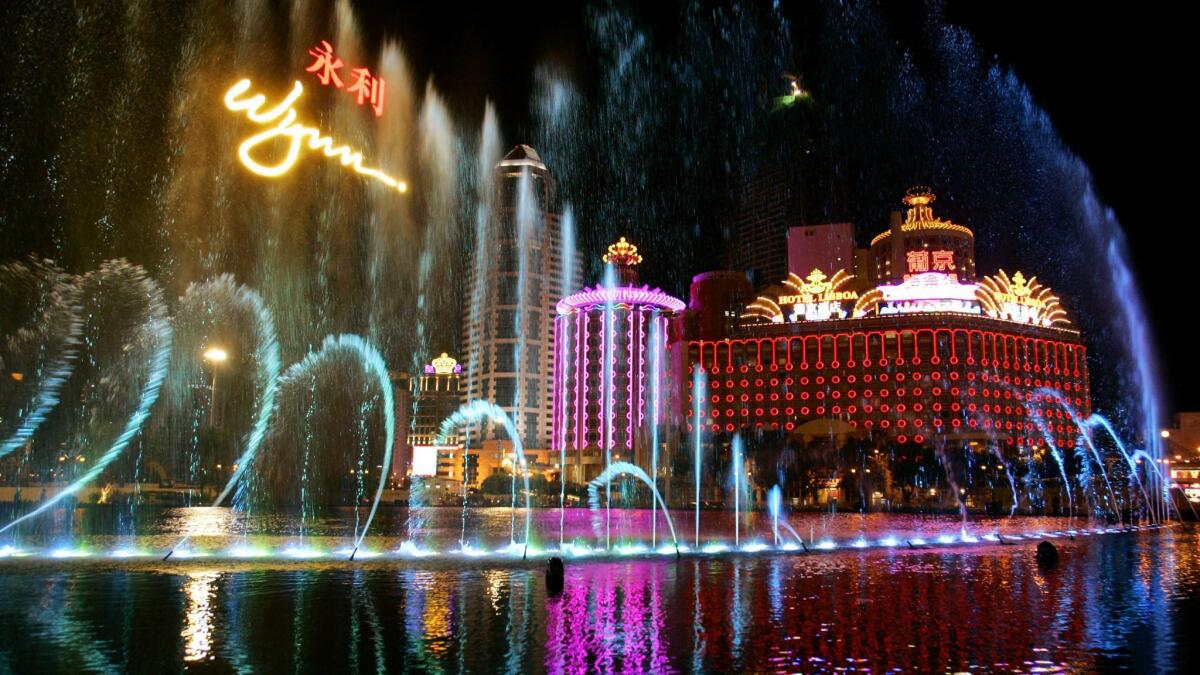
[223,41,407,193]
[742,268,860,323]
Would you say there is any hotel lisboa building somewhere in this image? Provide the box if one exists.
[683,187,1088,452]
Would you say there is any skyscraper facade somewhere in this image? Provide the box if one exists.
[462,145,582,449]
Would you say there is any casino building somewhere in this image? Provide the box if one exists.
[552,237,685,482]
[683,188,1090,453]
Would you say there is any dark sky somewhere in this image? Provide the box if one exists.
[356,0,1190,412]
[0,1,1186,413]
[939,2,1192,415]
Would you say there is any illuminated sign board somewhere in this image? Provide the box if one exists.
[976,270,1070,327]
[412,445,453,477]
[306,40,386,116]
[743,269,859,324]
[423,353,461,375]
[223,79,408,193]
[872,272,980,317]
[905,249,956,278]
[777,269,859,306]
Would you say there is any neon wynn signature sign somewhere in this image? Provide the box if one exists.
[223,79,408,193]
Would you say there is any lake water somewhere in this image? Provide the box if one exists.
[0,509,1196,672]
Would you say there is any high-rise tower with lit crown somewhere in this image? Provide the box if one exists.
[462,145,582,450]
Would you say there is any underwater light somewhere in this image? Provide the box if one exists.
[395,542,437,558]
[815,540,837,550]
[335,547,381,559]
[281,547,323,559]
[227,546,269,558]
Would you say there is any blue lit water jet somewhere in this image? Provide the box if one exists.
[731,434,744,547]
[2,262,172,536]
[293,335,395,554]
[437,400,532,551]
[586,461,679,552]
[0,258,82,460]
[215,284,281,513]
[648,312,663,548]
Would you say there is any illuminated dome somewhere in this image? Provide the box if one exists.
[870,187,977,283]
[497,144,546,171]
[557,285,686,314]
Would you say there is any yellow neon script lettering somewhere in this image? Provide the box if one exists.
[223,79,408,193]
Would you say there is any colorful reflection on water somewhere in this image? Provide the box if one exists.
[1,528,1197,672]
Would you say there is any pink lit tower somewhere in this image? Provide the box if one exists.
[552,237,685,483]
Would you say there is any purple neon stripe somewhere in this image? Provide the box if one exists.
[557,285,685,314]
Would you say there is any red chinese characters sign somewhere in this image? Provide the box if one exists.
[305,40,386,116]
[906,249,956,275]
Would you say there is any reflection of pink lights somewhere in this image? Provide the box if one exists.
[557,285,686,314]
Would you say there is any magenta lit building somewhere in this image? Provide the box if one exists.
[552,238,685,482]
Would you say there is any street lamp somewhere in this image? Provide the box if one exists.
[203,347,229,426]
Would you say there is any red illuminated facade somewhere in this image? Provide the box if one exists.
[683,189,1090,450]
[685,317,1088,449]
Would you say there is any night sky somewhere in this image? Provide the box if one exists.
[0,1,1191,413]
[355,0,1193,413]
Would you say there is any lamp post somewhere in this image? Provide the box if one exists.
[203,347,228,426]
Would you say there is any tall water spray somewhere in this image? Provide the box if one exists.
[731,434,745,547]
[601,263,618,549]
[648,311,663,547]
[693,367,706,547]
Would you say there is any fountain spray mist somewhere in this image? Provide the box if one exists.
[2,262,172,536]
[0,259,82,459]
